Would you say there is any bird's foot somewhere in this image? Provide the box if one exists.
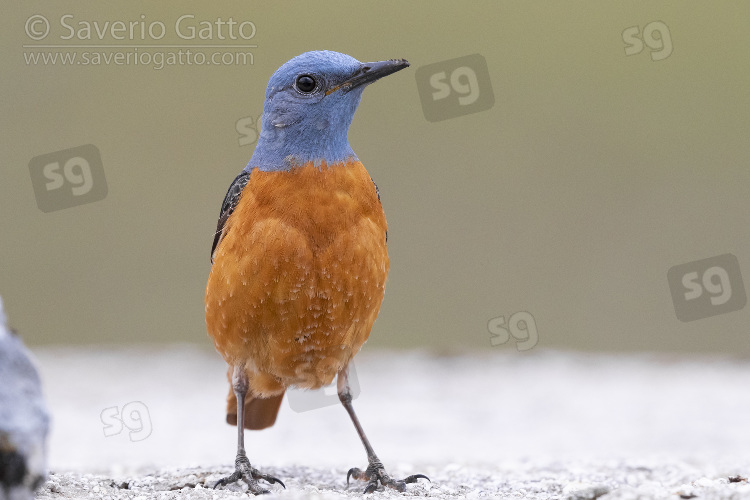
[347,460,429,494]
[213,451,285,495]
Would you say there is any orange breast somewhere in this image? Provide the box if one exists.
[205,160,388,396]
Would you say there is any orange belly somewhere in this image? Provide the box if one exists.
[205,160,388,397]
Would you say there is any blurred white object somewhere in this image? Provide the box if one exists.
[0,297,49,500]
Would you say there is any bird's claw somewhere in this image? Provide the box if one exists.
[213,452,285,495]
[347,461,429,493]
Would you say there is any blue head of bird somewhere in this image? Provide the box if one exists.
[246,51,409,172]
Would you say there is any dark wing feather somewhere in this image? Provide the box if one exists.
[370,177,381,202]
[211,171,251,263]
[370,177,387,243]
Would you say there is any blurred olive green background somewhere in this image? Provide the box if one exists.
[2,2,748,354]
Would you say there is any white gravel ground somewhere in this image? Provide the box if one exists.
[29,346,750,499]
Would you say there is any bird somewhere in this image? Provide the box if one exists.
[0,297,49,500]
[204,50,428,494]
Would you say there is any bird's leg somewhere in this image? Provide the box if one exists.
[338,365,429,494]
[213,365,285,495]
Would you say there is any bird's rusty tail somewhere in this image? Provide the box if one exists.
[225,381,285,430]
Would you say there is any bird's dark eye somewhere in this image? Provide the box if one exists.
[295,74,317,94]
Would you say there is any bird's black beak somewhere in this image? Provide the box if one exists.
[326,59,410,95]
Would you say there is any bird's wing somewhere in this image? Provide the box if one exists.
[211,171,251,263]
[370,177,381,202]
[370,177,387,242]
[0,298,49,496]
